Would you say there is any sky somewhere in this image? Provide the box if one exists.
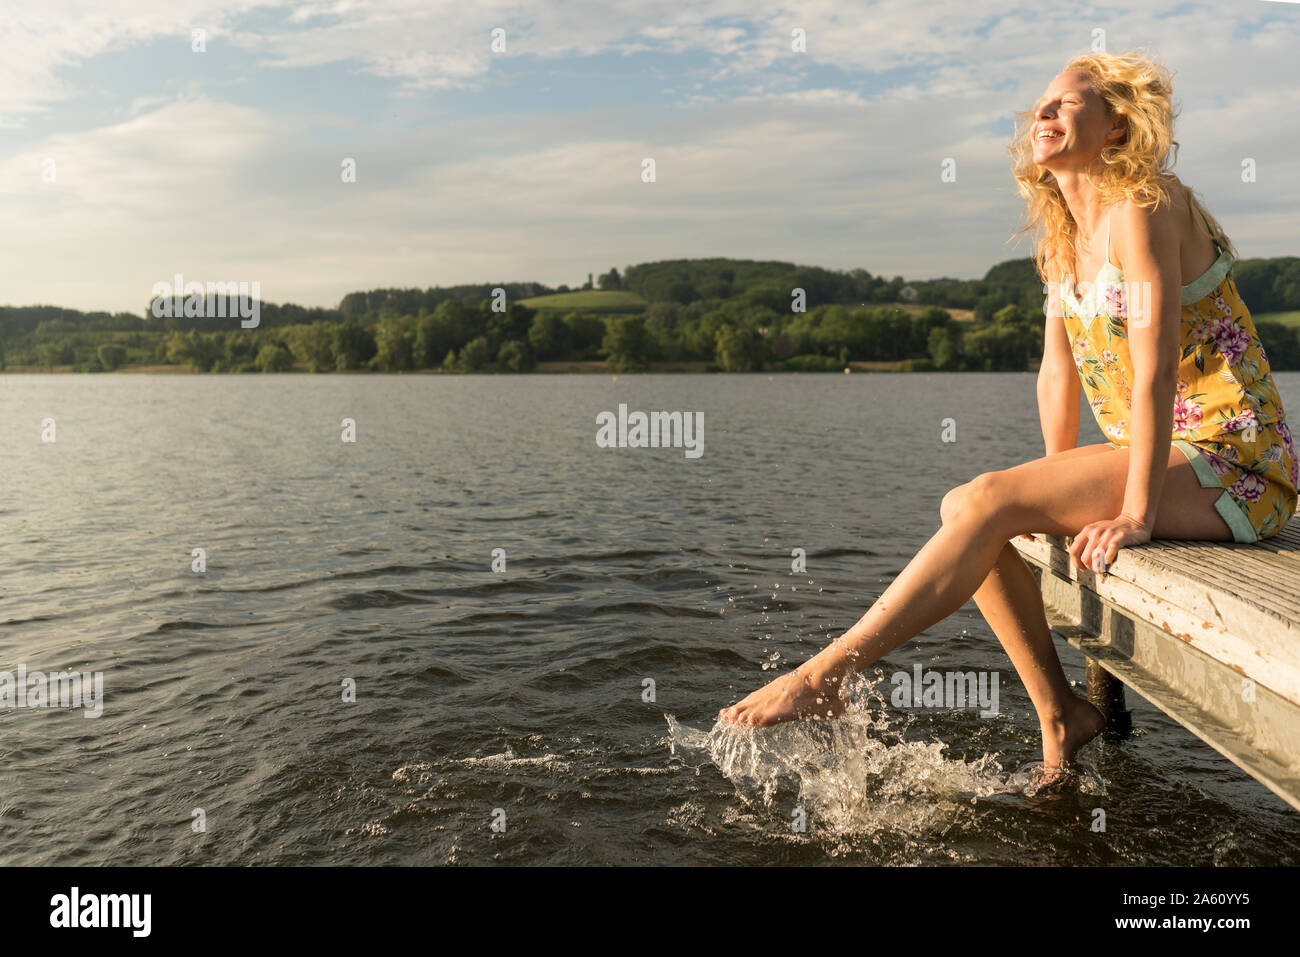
[3,0,1299,314]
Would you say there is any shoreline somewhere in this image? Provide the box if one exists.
[0,359,944,375]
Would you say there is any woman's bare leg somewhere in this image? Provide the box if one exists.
[973,541,1103,767]
[719,442,1231,766]
[969,445,1112,767]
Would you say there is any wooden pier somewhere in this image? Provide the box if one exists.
[1012,526,1300,812]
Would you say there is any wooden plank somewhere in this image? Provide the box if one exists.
[1013,534,1300,703]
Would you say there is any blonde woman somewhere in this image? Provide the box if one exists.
[721,51,1297,775]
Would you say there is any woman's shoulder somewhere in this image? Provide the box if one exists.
[1108,186,1184,272]
[1111,188,1182,232]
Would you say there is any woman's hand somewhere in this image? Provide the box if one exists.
[1068,515,1151,574]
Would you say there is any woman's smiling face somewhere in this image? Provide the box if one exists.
[1031,70,1124,171]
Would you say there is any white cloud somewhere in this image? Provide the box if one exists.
[1,2,1298,311]
[0,1,269,123]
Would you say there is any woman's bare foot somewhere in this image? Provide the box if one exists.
[719,653,849,726]
[1039,693,1107,774]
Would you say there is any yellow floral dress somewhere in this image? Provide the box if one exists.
[1060,213,1298,542]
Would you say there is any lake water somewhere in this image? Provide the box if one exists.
[2,371,1298,865]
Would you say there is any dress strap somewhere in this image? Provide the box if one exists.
[1105,205,1114,265]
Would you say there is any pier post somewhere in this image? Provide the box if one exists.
[1086,657,1131,736]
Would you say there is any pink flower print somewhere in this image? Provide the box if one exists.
[1173,385,1204,433]
[1202,449,1235,477]
[1104,419,1128,441]
[1211,315,1250,365]
[1229,471,1268,504]
[1225,409,1258,435]
[1277,419,1298,486]
[1103,283,1127,319]
[1072,335,1092,363]
[1212,291,1232,319]
[1100,349,1116,365]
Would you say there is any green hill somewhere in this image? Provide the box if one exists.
[517,290,647,313]
[1256,311,1300,328]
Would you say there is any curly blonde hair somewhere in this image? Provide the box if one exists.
[1009,49,1237,288]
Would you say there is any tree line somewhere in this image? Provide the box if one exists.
[3,255,1299,373]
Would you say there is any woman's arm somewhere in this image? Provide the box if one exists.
[1066,200,1181,572]
[1111,200,1182,528]
[1037,290,1081,455]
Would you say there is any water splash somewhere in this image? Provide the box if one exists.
[1005,760,1106,798]
[667,672,1101,841]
